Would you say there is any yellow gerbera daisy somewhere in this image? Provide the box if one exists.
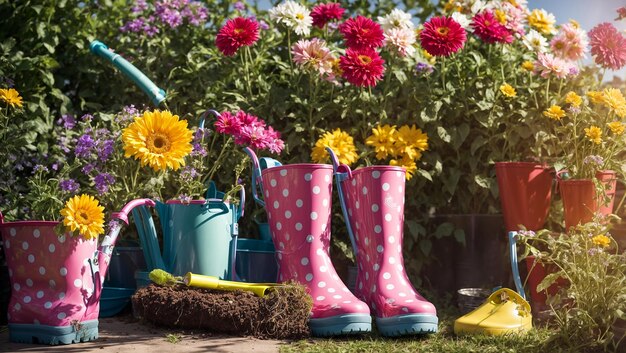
[564,91,582,107]
[60,194,105,240]
[365,124,397,160]
[608,121,625,135]
[122,110,193,171]
[495,9,507,25]
[527,9,556,35]
[521,61,534,72]
[591,234,611,248]
[311,128,358,166]
[586,91,604,105]
[543,105,565,120]
[584,126,602,144]
[569,19,580,29]
[499,83,517,98]
[0,88,23,108]
[601,88,626,118]
[390,155,418,181]
[395,125,428,160]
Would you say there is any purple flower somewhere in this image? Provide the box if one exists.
[81,114,93,122]
[180,166,199,181]
[157,7,183,28]
[75,134,95,159]
[82,163,95,174]
[132,0,149,14]
[57,114,76,129]
[58,136,72,153]
[98,139,115,161]
[191,143,207,156]
[234,1,245,11]
[259,20,270,30]
[517,230,536,238]
[416,62,434,74]
[584,155,604,166]
[177,194,192,204]
[51,163,59,171]
[60,178,80,193]
[94,173,115,194]
[32,165,49,174]
[567,105,581,114]
[121,18,147,33]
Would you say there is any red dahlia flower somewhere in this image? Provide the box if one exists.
[339,15,385,51]
[339,48,385,87]
[471,10,513,44]
[419,16,466,57]
[311,3,345,28]
[216,17,260,56]
[588,22,626,70]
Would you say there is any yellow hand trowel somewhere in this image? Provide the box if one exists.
[149,269,287,297]
[454,232,533,335]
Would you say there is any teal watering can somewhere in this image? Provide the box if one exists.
[91,40,245,280]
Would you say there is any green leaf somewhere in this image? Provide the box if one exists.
[454,228,466,245]
[417,169,432,181]
[437,126,451,143]
[419,239,432,256]
[474,174,492,189]
[435,222,455,239]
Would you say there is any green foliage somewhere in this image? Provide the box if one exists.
[519,218,626,352]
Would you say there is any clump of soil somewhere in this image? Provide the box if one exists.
[132,284,312,339]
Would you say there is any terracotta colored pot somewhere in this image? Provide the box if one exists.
[559,170,617,230]
[495,162,553,232]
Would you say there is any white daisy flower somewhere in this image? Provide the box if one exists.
[451,12,471,31]
[269,1,312,36]
[522,29,548,53]
[385,27,416,57]
[378,9,414,32]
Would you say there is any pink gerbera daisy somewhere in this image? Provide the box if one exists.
[311,3,345,28]
[472,10,513,44]
[215,17,260,56]
[339,48,385,87]
[588,22,626,70]
[419,16,466,57]
[215,111,243,135]
[339,16,385,51]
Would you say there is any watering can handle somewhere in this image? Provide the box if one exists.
[90,40,166,107]
[243,147,265,208]
[326,147,358,259]
[112,198,157,224]
[199,109,220,130]
[508,231,526,301]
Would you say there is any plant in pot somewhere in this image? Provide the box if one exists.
[518,217,626,352]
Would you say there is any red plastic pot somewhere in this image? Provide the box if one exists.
[559,170,616,230]
[495,162,553,232]
[525,255,568,310]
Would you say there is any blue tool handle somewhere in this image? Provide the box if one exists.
[508,231,526,301]
[326,147,358,259]
[90,40,166,107]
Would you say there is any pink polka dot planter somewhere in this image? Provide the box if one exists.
[0,200,141,345]
[244,148,372,336]
[327,147,439,337]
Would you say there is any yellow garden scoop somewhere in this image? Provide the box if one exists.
[149,269,287,297]
[454,232,533,335]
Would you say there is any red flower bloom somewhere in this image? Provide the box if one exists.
[215,17,260,56]
[471,10,513,44]
[311,3,345,28]
[589,22,626,70]
[339,16,385,51]
[339,48,385,87]
[419,16,466,57]
[616,7,626,21]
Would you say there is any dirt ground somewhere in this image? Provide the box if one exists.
[0,315,285,353]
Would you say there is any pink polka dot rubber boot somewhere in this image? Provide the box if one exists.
[327,148,439,337]
[255,158,372,336]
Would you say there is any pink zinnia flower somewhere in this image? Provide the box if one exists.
[215,17,260,56]
[616,7,626,21]
[550,23,588,61]
[339,16,385,51]
[534,52,574,79]
[339,48,385,87]
[419,16,466,57]
[501,2,526,37]
[291,38,335,77]
[215,111,243,135]
[384,27,416,57]
[588,22,626,70]
[472,10,513,44]
[310,3,345,28]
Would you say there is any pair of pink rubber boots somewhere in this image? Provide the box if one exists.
[253,149,438,337]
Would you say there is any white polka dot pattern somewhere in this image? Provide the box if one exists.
[340,166,437,319]
[260,165,370,319]
[2,223,101,326]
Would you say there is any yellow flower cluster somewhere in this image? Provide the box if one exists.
[311,128,358,166]
[60,194,105,240]
[521,61,534,72]
[499,83,517,98]
[527,9,556,35]
[365,124,428,180]
[564,91,582,107]
[608,121,625,135]
[0,88,23,109]
[600,88,626,118]
[591,234,611,248]
[543,105,565,120]
[584,126,602,145]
